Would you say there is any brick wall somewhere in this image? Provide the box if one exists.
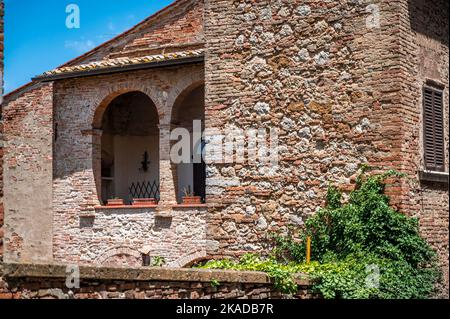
[1,0,206,266]
[396,0,449,297]
[0,0,4,261]
[50,65,206,266]
[2,83,54,263]
[0,263,315,299]
[65,0,204,65]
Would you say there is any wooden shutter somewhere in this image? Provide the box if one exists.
[423,86,445,172]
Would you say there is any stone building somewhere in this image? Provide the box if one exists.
[0,0,448,295]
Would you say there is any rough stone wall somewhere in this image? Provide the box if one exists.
[396,0,449,297]
[1,83,54,264]
[52,65,206,266]
[203,0,406,253]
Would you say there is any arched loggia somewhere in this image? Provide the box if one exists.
[93,91,160,205]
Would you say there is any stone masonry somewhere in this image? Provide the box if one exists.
[0,0,448,297]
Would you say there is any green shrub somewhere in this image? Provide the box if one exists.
[273,167,440,298]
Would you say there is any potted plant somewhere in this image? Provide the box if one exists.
[181,186,202,205]
[132,198,157,206]
[106,197,124,206]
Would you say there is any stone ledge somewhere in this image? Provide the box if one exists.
[1,263,312,286]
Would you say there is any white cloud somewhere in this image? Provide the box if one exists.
[64,39,96,53]
[107,21,116,32]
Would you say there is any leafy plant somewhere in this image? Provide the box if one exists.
[151,256,166,267]
[210,279,220,288]
[183,185,194,197]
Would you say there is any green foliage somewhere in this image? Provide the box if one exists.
[210,279,221,288]
[197,254,298,294]
[272,167,440,298]
[151,256,166,267]
[198,167,441,299]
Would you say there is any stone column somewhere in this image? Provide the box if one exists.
[158,124,177,208]
[80,128,103,208]
[92,128,103,206]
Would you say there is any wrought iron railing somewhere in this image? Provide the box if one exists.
[129,180,160,199]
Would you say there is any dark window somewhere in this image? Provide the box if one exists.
[423,85,445,172]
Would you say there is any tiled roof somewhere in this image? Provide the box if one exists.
[41,49,204,77]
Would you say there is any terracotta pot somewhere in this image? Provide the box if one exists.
[106,198,124,206]
[182,196,202,205]
[133,198,157,206]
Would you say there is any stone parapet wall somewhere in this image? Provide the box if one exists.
[0,263,315,299]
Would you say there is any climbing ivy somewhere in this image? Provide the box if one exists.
[197,254,298,294]
[198,166,441,298]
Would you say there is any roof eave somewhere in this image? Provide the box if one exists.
[32,55,204,82]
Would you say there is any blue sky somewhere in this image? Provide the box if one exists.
[4,0,176,94]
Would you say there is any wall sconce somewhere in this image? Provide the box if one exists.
[140,151,150,172]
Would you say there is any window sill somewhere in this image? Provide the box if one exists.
[93,204,207,210]
[94,205,158,210]
[418,171,449,184]
[172,204,208,209]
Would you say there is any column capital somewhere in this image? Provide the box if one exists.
[81,128,103,136]
[158,123,171,131]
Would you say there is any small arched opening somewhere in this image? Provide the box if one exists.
[96,91,160,205]
[171,83,205,203]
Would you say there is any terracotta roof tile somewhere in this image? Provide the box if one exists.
[41,49,204,76]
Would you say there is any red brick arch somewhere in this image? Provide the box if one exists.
[91,89,160,204]
[96,246,142,267]
[92,89,157,129]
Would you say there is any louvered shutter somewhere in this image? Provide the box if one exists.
[423,87,445,172]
